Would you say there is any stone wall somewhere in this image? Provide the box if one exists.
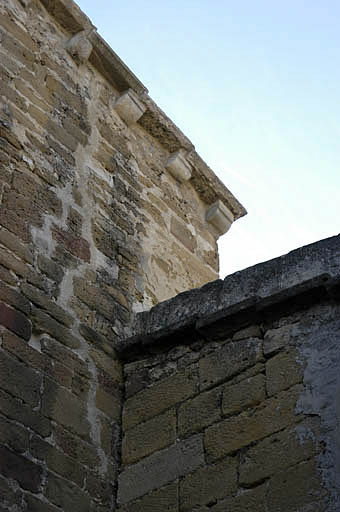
[117,235,340,511]
[0,0,244,510]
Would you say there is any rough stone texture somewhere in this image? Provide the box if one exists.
[118,236,340,510]
[118,435,204,504]
[0,0,244,509]
[1,0,340,510]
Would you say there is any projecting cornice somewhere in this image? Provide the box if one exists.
[37,0,247,223]
[116,234,340,360]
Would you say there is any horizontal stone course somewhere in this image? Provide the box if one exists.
[179,456,238,511]
[122,408,176,465]
[204,385,303,461]
[118,435,204,504]
[123,367,198,430]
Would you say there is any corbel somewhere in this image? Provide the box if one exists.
[165,150,192,182]
[113,89,146,126]
[65,29,94,64]
[206,200,234,236]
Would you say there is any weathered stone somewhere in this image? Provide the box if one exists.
[170,216,196,253]
[178,385,222,437]
[31,307,80,349]
[0,348,40,406]
[239,421,320,485]
[123,367,198,430]
[266,459,325,512]
[0,388,51,437]
[118,435,204,504]
[222,373,265,416]
[205,385,303,461]
[0,281,30,314]
[266,349,304,396]
[199,337,263,390]
[41,378,90,440]
[46,472,92,511]
[0,445,42,492]
[122,409,176,464]
[209,483,267,512]
[21,282,73,327]
[118,482,178,512]
[263,323,294,355]
[0,302,31,340]
[179,456,238,511]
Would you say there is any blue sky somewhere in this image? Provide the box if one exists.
[77,0,340,277]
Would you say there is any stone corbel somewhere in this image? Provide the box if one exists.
[165,151,192,182]
[206,200,234,237]
[65,30,94,64]
[113,89,146,126]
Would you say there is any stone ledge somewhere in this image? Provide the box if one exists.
[116,234,340,359]
[37,0,246,223]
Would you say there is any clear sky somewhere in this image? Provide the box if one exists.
[76,0,340,277]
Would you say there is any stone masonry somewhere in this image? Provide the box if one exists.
[0,0,244,510]
[117,235,340,511]
[1,0,339,511]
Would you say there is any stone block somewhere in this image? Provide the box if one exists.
[222,373,265,416]
[206,200,234,236]
[199,337,262,390]
[114,89,146,126]
[21,282,73,327]
[266,459,325,512]
[209,483,267,512]
[263,324,294,355]
[205,385,303,461]
[178,385,222,437]
[52,227,90,263]
[0,227,33,263]
[31,307,80,349]
[179,456,237,511]
[0,445,42,492]
[0,415,29,454]
[266,349,304,396]
[118,482,178,512]
[0,473,22,509]
[0,281,30,314]
[41,377,90,440]
[170,216,196,253]
[46,472,92,511]
[30,437,84,487]
[123,367,198,430]
[0,247,30,277]
[165,151,192,182]
[2,330,72,388]
[118,435,204,504]
[95,387,121,421]
[0,302,31,340]
[122,409,176,464]
[239,421,319,485]
[0,348,40,406]
[24,495,60,512]
[55,425,100,468]
[0,388,51,437]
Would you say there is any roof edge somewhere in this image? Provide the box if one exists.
[117,234,340,359]
[37,0,246,220]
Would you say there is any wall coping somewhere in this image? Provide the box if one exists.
[117,234,340,359]
[36,0,246,221]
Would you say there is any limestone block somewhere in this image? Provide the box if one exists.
[65,31,93,63]
[165,150,192,182]
[206,200,234,236]
[114,89,146,126]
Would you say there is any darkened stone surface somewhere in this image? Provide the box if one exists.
[117,235,340,357]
